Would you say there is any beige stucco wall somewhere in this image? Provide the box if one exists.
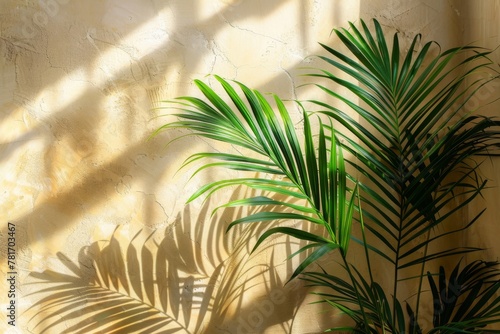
[0,0,498,333]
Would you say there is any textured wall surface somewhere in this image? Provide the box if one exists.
[0,0,499,333]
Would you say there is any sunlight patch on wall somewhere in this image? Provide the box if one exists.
[30,10,172,124]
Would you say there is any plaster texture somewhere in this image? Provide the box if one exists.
[0,0,499,333]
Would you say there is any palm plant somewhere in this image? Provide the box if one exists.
[306,19,500,332]
[156,19,500,332]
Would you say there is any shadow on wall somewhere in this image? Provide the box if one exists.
[1,0,304,246]
[25,186,312,334]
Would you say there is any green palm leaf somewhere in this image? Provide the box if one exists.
[427,260,500,333]
[157,76,359,279]
[309,18,500,328]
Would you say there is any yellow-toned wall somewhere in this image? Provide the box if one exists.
[0,1,498,333]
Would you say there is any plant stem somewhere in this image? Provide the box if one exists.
[393,196,405,324]
[358,189,374,285]
[413,226,432,331]
[341,250,372,333]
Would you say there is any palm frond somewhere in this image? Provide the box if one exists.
[302,268,409,333]
[156,76,359,280]
[426,260,500,333]
[309,18,500,326]
[315,18,500,257]
[152,18,500,333]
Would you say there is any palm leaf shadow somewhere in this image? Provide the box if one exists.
[26,186,311,333]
